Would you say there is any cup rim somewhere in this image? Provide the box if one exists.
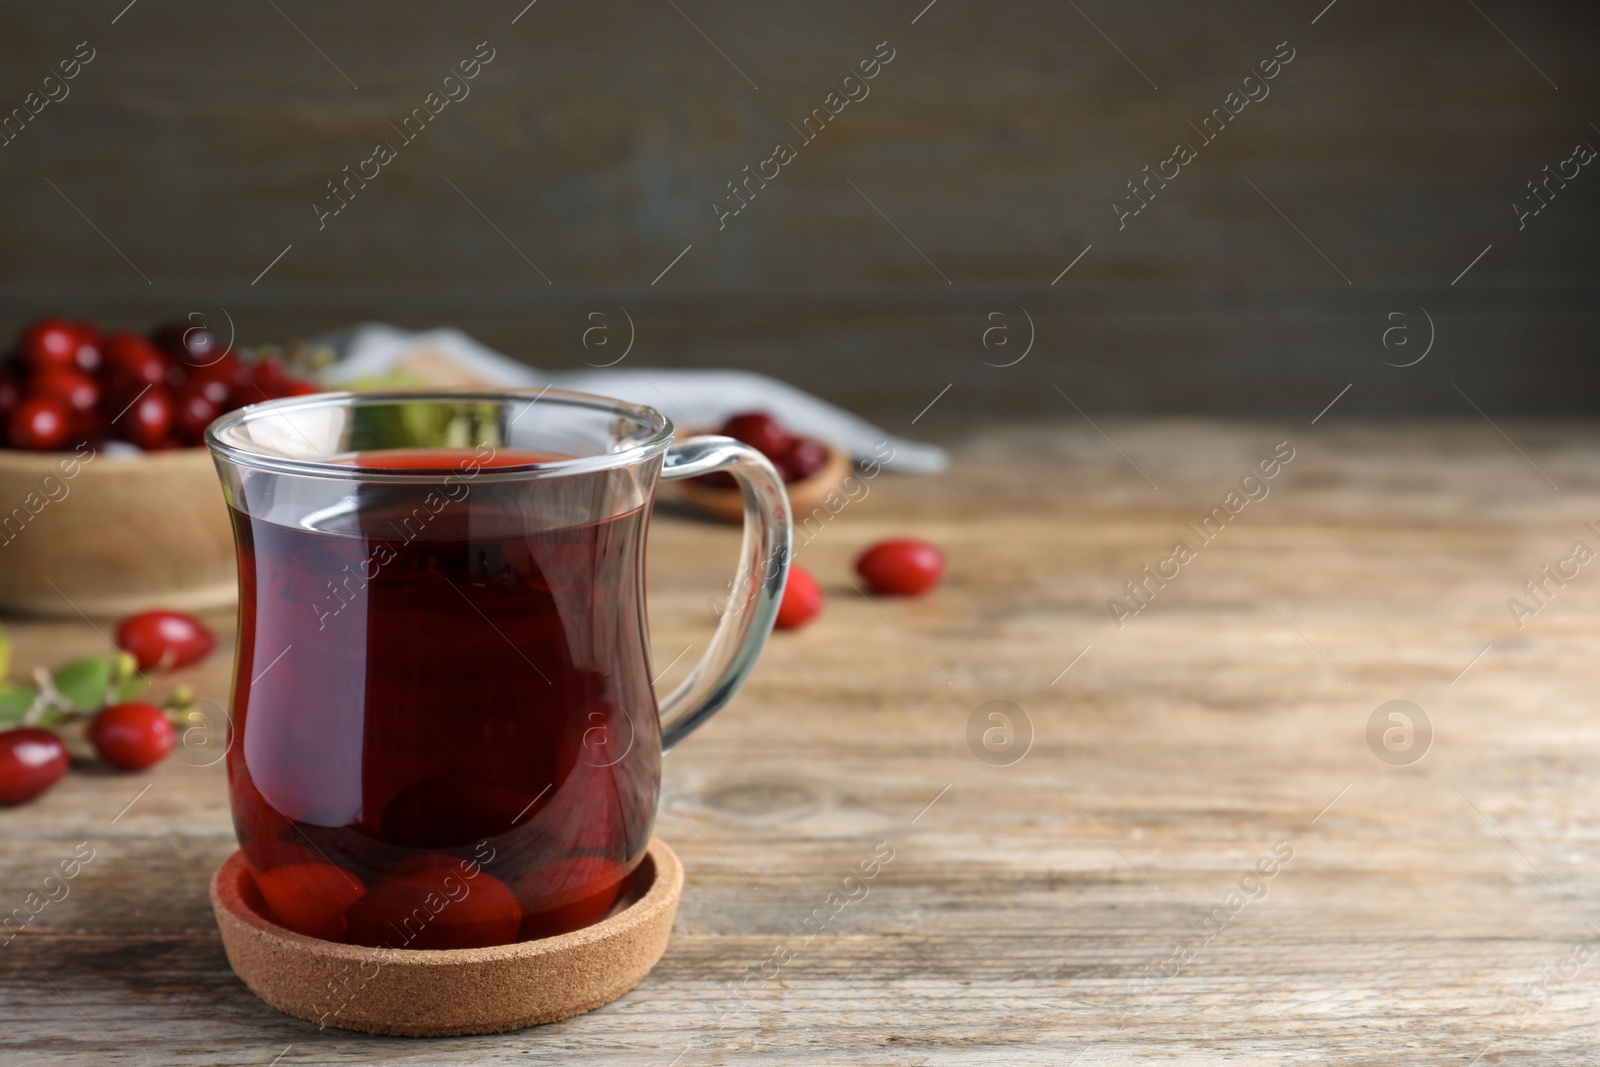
[205,387,676,481]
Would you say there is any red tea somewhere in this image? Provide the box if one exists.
[226,447,660,948]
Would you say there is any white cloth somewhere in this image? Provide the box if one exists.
[315,323,948,473]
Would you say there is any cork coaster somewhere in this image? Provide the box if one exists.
[211,838,682,1037]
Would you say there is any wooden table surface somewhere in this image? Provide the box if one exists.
[6,419,1600,1065]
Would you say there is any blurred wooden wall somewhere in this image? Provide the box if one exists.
[0,0,1596,423]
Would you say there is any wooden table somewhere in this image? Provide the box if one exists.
[6,420,1599,1065]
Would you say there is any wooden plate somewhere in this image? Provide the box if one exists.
[678,439,851,523]
[211,838,683,1036]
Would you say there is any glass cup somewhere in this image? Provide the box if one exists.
[206,389,790,948]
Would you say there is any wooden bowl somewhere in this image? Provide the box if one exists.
[678,439,851,523]
[0,446,234,618]
[211,838,684,1036]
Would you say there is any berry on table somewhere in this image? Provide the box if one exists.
[0,728,70,805]
[87,702,176,770]
[856,539,945,596]
[775,565,823,629]
[115,610,215,671]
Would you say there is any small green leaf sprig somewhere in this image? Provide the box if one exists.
[0,629,200,750]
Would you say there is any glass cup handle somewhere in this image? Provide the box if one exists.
[655,435,792,752]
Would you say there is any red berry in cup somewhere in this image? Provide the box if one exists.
[513,857,627,941]
[346,864,522,950]
[855,539,944,596]
[20,318,83,371]
[88,702,177,770]
[380,778,548,849]
[115,609,215,671]
[718,412,791,459]
[387,852,489,878]
[0,728,70,805]
[35,367,101,417]
[775,565,823,630]
[254,863,368,942]
[779,437,829,482]
[246,837,323,871]
[8,396,71,451]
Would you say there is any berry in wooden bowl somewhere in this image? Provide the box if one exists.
[0,317,321,617]
[677,412,851,523]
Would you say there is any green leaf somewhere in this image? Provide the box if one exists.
[106,652,146,703]
[0,683,37,725]
[0,624,11,681]
[112,673,148,703]
[51,656,115,711]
